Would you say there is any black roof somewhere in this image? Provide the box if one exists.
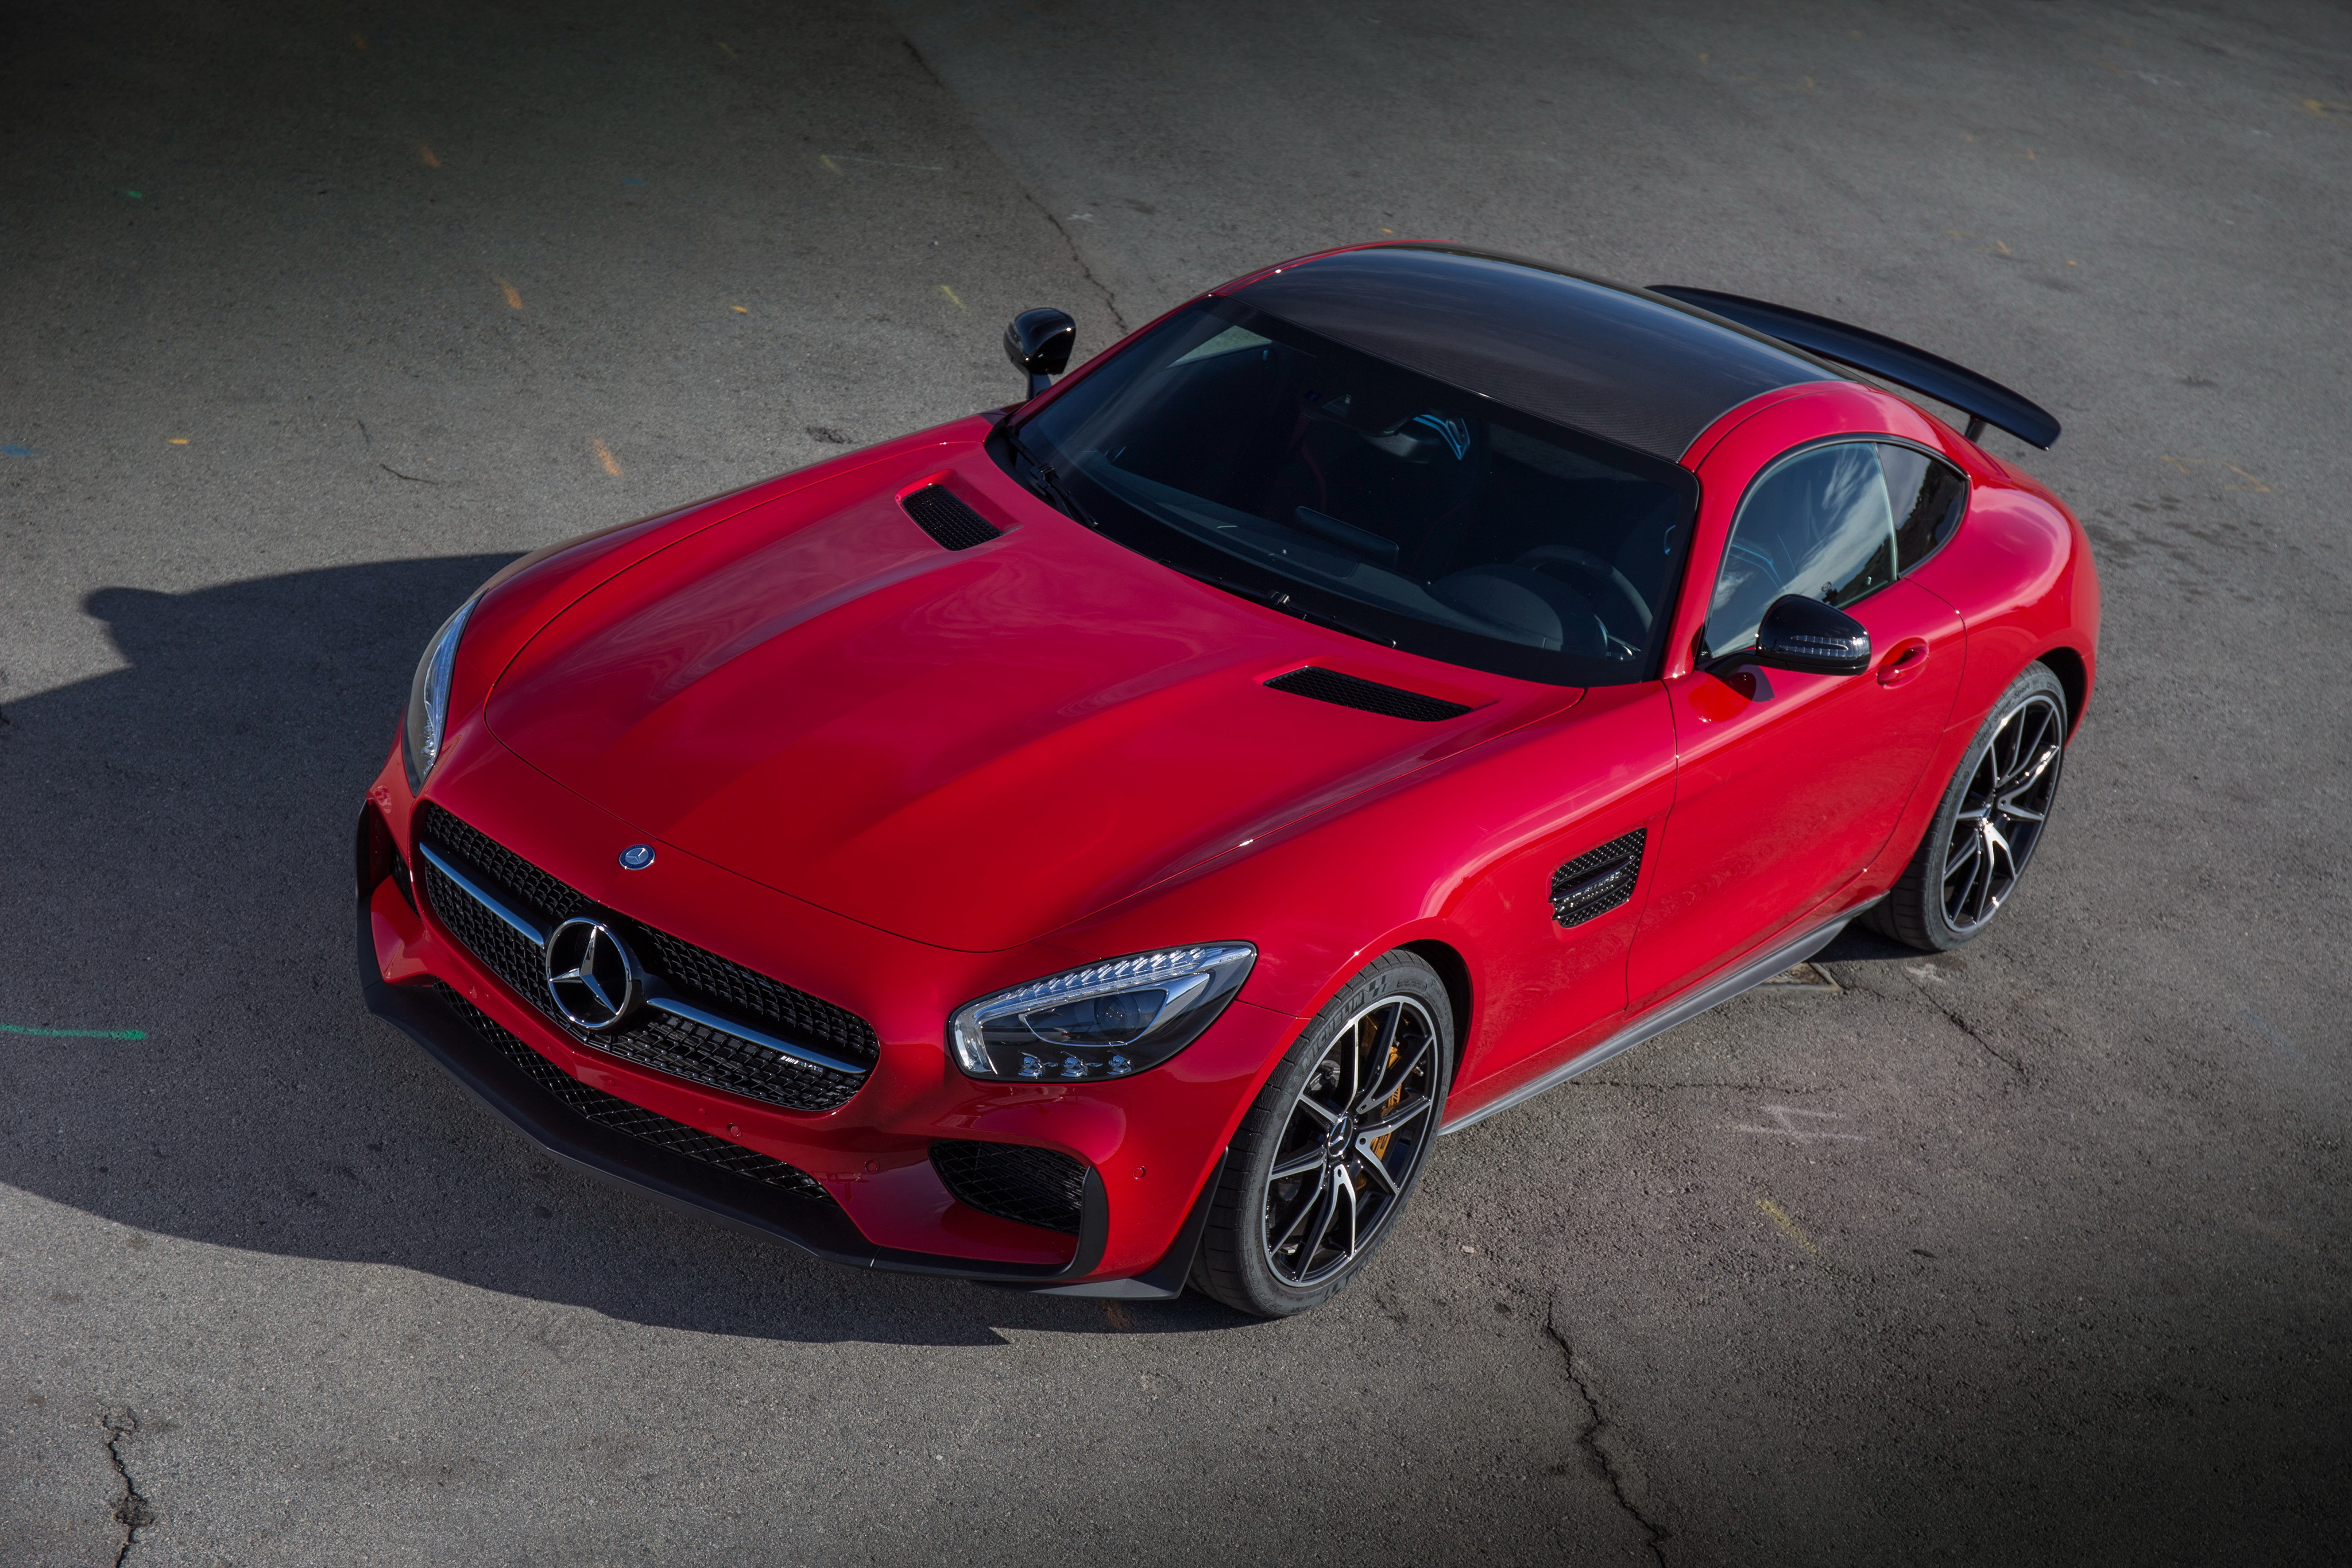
[1228,245,1839,460]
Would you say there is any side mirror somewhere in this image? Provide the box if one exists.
[1748,594,1871,676]
[1004,308,1076,400]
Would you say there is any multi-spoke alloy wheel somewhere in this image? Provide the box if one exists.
[1193,951,1454,1317]
[1261,994,1440,1288]
[1868,663,2070,952]
[1940,691,2064,934]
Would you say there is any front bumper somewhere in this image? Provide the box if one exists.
[357,732,1282,1295]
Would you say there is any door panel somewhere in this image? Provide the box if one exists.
[1631,578,1962,1006]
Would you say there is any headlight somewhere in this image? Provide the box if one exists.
[949,943,1257,1082]
[401,597,478,792]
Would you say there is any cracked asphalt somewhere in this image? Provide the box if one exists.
[3,1,2347,1562]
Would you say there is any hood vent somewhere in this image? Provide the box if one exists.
[902,484,1002,551]
[1265,666,1471,722]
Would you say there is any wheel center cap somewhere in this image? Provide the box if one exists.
[1328,1118,1353,1158]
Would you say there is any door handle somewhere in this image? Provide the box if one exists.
[1876,639,1931,687]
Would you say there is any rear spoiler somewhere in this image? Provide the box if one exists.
[1647,286,2061,450]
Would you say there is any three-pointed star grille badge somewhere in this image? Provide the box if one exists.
[543,916,645,1031]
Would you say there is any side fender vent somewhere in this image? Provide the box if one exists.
[1551,828,1647,928]
[902,484,1003,551]
[1265,666,1471,723]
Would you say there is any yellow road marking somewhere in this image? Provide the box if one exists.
[591,438,622,478]
[820,155,842,175]
[2161,454,2274,491]
[419,144,440,168]
[1755,1197,1824,1261]
[939,284,966,311]
[730,304,749,313]
[167,438,189,445]
[496,277,523,310]
[2303,99,2350,122]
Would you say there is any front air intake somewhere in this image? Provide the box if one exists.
[931,1140,1088,1234]
[901,485,1003,551]
[1264,667,1471,723]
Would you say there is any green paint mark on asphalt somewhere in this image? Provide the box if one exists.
[0,1022,148,1039]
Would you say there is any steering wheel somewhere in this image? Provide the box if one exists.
[1515,545,1651,635]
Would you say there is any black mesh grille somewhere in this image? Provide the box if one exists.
[413,804,877,1112]
[902,485,1002,551]
[931,1140,1088,1235]
[1550,828,1647,928]
[436,986,835,1205]
[1264,667,1472,723]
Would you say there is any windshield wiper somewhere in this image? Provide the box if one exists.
[1006,431,1097,528]
[1156,560,1396,649]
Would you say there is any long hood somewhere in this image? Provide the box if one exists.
[486,443,1566,950]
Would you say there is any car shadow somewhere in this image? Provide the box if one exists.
[0,559,1255,1345]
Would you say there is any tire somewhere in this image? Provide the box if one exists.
[1866,662,2069,952]
[1192,951,1454,1318]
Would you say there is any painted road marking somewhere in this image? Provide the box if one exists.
[938,284,966,311]
[2160,454,2272,491]
[496,277,523,310]
[591,439,622,478]
[1755,1197,1824,1261]
[820,153,946,172]
[1736,1105,1871,1142]
[419,144,440,168]
[2,1023,148,1039]
[167,438,189,445]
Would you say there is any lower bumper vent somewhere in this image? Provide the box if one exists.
[931,1140,1087,1234]
[439,985,836,1206]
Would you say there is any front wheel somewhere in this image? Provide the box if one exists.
[1867,662,2069,951]
[1192,951,1453,1318]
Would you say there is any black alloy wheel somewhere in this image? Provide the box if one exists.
[1193,951,1453,1317]
[1869,662,2069,951]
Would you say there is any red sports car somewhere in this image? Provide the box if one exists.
[358,243,2097,1317]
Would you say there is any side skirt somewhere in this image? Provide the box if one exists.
[1438,907,1866,1136]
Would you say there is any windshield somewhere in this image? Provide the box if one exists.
[1002,298,1699,685]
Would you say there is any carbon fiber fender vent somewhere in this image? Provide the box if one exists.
[931,1140,1088,1234]
[1264,667,1471,723]
[1550,828,1647,928]
[901,485,1002,551]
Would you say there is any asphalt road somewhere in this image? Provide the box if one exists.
[2,2,2347,1563]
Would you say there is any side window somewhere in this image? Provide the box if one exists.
[1704,442,1895,657]
[1882,444,1968,571]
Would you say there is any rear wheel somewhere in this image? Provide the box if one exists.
[1192,951,1453,1318]
[1867,663,2068,951]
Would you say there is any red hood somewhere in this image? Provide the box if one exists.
[486,440,1574,951]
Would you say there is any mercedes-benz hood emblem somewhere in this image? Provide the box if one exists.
[543,916,644,1031]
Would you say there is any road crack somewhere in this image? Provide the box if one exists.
[1905,975,2026,1081]
[1545,1305,1668,1566]
[102,1407,157,1565]
[893,36,1129,334]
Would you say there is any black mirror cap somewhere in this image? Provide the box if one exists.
[1750,594,1871,676]
[1005,308,1076,398]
